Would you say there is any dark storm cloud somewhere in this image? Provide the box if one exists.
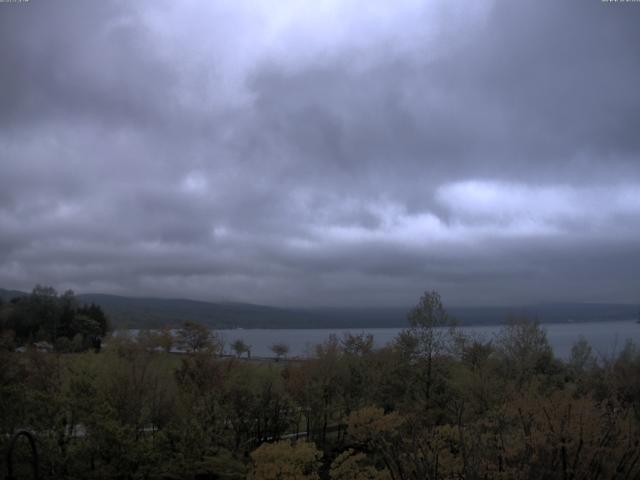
[1,0,639,307]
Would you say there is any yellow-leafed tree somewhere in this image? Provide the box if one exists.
[249,440,322,480]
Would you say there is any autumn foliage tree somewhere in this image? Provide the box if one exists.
[249,440,322,480]
[176,320,221,353]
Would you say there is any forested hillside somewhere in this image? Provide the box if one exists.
[1,288,637,330]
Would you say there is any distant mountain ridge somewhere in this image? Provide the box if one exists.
[1,288,637,329]
[0,288,28,301]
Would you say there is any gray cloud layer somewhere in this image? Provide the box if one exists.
[1,0,639,307]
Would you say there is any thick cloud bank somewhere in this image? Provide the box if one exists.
[1,0,639,307]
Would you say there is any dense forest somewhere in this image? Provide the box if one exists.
[2,291,640,479]
[0,285,109,352]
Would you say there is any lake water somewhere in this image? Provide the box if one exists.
[217,320,640,360]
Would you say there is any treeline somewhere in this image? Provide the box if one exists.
[2,291,640,479]
[0,285,109,352]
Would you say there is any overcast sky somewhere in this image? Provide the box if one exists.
[1,0,639,307]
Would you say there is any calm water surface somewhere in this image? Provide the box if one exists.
[217,320,640,359]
